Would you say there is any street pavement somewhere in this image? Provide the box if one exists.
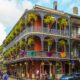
[10,77,17,80]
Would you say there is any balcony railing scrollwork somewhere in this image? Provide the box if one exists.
[5,51,70,63]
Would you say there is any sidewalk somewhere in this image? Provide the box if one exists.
[10,77,17,80]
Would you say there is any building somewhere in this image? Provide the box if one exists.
[3,3,80,80]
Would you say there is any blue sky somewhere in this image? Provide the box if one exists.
[0,0,80,45]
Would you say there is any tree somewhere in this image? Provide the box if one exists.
[44,15,55,29]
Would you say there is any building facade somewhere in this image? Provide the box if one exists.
[3,5,80,79]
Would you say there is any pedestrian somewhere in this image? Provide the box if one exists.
[2,71,10,80]
[36,70,39,80]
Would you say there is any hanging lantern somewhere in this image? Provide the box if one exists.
[41,62,44,65]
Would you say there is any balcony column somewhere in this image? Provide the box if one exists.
[68,39,70,58]
[55,38,58,55]
[69,63,72,74]
[24,62,28,78]
[55,17,58,30]
[61,61,65,74]
[41,37,44,52]
[68,16,71,59]
[50,63,52,78]
[40,14,44,32]
[52,62,56,79]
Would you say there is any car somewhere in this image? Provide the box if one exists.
[60,74,74,80]
[60,73,80,80]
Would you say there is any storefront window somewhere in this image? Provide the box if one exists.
[56,62,62,74]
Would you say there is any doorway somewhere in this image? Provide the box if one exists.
[44,64,50,75]
[65,63,69,74]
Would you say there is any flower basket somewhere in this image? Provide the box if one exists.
[60,52,66,58]
[29,51,36,57]
[47,52,52,57]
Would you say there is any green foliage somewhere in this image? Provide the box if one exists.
[27,13,37,24]
[58,18,68,29]
[44,15,55,28]
[45,38,53,46]
[19,40,26,48]
[59,40,66,46]
[27,37,34,46]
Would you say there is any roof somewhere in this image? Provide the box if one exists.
[34,5,80,18]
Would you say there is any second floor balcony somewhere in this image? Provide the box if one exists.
[4,26,70,52]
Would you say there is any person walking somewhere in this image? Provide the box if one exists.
[2,71,10,80]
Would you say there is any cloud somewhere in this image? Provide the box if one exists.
[0,22,7,45]
[0,0,33,45]
[0,0,33,27]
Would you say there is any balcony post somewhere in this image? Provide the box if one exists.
[68,16,71,59]
[56,17,58,30]
[50,63,52,78]
[55,38,58,54]
[41,37,44,51]
[40,14,44,32]
[52,62,56,79]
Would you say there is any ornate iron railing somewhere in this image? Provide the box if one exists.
[4,27,69,52]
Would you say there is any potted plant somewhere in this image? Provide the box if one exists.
[58,18,68,32]
[27,13,37,26]
[45,38,53,52]
[27,37,34,46]
[59,40,66,58]
[44,15,55,29]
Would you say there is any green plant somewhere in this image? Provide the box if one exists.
[59,40,66,52]
[44,15,55,29]
[58,18,68,30]
[27,37,34,46]
[27,13,37,25]
[45,38,53,46]
[19,40,26,49]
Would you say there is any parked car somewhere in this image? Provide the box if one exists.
[60,73,80,80]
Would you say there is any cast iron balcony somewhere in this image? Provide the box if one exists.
[4,27,69,52]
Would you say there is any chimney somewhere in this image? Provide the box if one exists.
[73,7,78,14]
[53,1,57,10]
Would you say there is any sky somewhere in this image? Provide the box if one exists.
[0,0,80,45]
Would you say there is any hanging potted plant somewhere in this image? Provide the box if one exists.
[27,13,37,26]
[27,37,34,46]
[45,38,53,57]
[45,38,53,51]
[44,15,55,29]
[58,18,68,30]
[19,40,26,57]
[59,40,66,58]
